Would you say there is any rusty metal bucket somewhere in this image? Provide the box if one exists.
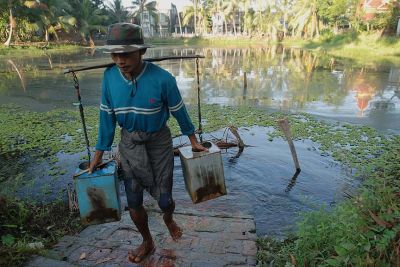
[178,142,227,203]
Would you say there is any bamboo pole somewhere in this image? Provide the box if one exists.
[277,117,301,171]
[63,55,205,74]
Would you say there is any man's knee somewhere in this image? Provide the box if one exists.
[127,192,144,210]
[158,193,174,212]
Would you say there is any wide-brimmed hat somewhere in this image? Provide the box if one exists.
[98,23,153,53]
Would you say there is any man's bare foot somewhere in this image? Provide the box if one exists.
[128,241,155,263]
[164,215,183,241]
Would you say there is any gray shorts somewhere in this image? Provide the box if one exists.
[118,127,174,208]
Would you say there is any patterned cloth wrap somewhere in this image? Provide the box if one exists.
[118,126,174,203]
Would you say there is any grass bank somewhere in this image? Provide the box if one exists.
[0,197,83,267]
[0,104,398,265]
[149,35,271,47]
[285,32,400,65]
[257,136,400,266]
[0,43,84,57]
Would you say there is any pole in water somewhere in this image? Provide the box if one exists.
[277,118,301,172]
[243,72,247,100]
[71,71,91,163]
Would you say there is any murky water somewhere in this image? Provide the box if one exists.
[1,46,398,236]
[1,45,400,131]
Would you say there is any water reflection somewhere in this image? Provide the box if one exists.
[1,46,400,131]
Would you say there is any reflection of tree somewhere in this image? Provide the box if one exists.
[3,47,386,115]
[159,46,352,110]
[7,60,26,92]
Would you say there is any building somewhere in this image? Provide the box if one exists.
[359,0,391,21]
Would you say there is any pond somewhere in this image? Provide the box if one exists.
[1,45,399,236]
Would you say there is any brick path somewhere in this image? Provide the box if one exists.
[26,208,257,267]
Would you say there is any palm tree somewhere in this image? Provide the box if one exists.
[107,0,128,23]
[70,0,107,47]
[291,0,319,38]
[182,3,209,35]
[1,0,28,46]
[131,0,157,35]
[24,0,76,43]
[222,0,240,35]
[2,0,15,46]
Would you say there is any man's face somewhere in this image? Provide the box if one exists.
[111,50,143,74]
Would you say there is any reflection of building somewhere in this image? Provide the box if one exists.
[353,77,376,115]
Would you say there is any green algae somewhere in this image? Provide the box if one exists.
[0,103,394,198]
[0,103,392,181]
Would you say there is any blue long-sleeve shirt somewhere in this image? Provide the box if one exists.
[95,62,195,151]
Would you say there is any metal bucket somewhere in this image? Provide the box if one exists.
[74,161,121,225]
[178,142,227,203]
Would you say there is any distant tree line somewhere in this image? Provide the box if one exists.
[1,0,399,47]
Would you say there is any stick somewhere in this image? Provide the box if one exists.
[63,55,205,74]
[73,158,114,178]
[277,118,301,171]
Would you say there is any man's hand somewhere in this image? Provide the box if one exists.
[191,142,209,152]
[88,150,104,174]
[188,134,209,152]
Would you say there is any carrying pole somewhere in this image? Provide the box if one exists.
[64,55,205,74]
[196,57,203,142]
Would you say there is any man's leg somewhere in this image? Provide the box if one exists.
[124,179,155,263]
[158,193,182,241]
[128,206,155,263]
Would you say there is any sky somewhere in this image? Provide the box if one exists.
[120,0,193,11]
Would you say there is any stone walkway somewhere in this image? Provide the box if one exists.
[26,208,257,267]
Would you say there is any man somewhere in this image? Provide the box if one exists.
[89,23,207,263]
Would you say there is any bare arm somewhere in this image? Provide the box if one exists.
[88,150,104,174]
[188,134,208,152]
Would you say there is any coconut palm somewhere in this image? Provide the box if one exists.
[130,0,157,32]
[70,0,107,47]
[107,0,128,23]
[2,0,15,46]
[182,3,209,35]
[24,0,76,43]
[291,0,319,38]
[222,0,240,35]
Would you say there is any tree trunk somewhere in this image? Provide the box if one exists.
[4,8,13,47]
[45,28,49,44]
[232,15,237,36]
[89,32,95,47]
[397,18,400,36]
[177,10,183,36]
[194,0,197,35]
